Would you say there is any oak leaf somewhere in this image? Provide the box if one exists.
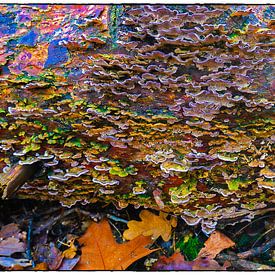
[123,210,177,242]
[74,219,157,270]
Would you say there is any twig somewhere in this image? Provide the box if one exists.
[26,218,35,268]
[108,220,123,240]
[33,208,100,235]
[107,214,128,224]
[252,228,275,248]
[233,214,275,237]
[216,252,275,270]
[237,238,275,259]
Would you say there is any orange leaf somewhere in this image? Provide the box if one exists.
[33,262,48,270]
[123,210,177,242]
[198,231,235,259]
[74,219,157,270]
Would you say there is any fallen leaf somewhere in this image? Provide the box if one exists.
[152,231,235,270]
[152,252,193,270]
[0,237,26,256]
[198,231,235,258]
[59,257,80,270]
[74,219,157,270]
[0,257,32,268]
[152,252,227,271]
[123,210,177,242]
[0,223,26,257]
[0,223,20,239]
[47,242,64,270]
[33,262,48,270]
[62,240,77,259]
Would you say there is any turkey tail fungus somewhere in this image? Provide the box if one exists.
[0,4,274,234]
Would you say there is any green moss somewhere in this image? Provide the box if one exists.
[176,235,204,261]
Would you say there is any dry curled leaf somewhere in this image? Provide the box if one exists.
[0,223,26,257]
[0,257,32,268]
[152,252,228,271]
[33,262,48,270]
[58,257,80,271]
[0,223,21,239]
[198,230,235,259]
[47,242,64,270]
[152,230,234,270]
[123,210,177,242]
[0,238,26,256]
[62,240,77,259]
[74,218,157,270]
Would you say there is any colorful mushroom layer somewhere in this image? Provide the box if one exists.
[0,5,274,234]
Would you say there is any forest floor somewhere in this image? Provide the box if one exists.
[0,199,274,271]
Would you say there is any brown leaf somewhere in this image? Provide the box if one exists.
[0,223,26,257]
[0,237,26,256]
[123,210,177,242]
[58,257,80,270]
[74,219,157,270]
[47,242,64,270]
[152,252,227,270]
[198,231,235,259]
[0,223,20,239]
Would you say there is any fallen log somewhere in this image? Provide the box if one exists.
[0,4,274,234]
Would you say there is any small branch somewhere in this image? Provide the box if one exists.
[33,208,100,235]
[26,218,34,268]
[237,238,275,259]
[216,252,275,271]
[107,214,128,224]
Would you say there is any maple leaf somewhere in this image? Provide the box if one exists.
[123,210,177,242]
[74,219,157,270]
[152,230,234,270]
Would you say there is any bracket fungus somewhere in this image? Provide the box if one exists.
[0,4,274,234]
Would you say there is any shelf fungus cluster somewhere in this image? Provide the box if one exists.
[0,4,274,234]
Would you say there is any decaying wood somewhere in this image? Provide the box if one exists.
[0,4,274,234]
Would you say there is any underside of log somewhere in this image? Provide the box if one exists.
[0,4,274,234]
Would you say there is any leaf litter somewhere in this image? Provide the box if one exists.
[0,199,274,271]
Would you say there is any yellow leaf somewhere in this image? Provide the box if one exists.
[62,240,77,259]
[123,210,177,242]
[74,219,157,270]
